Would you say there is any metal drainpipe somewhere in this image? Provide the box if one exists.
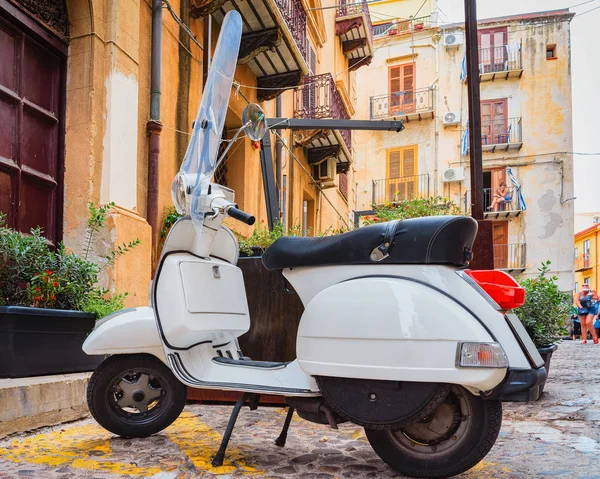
[147,0,163,264]
[275,95,282,223]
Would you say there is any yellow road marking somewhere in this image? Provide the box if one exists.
[164,411,261,475]
[0,424,162,476]
[0,412,261,476]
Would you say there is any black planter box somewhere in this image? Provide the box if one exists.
[0,306,103,378]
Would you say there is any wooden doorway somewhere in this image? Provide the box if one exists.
[480,99,507,146]
[478,27,507,73]
[0,3,67,245]
[492,222,508,269]
[389,63,415,113]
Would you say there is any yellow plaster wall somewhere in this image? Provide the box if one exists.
[60,0,359,307]
[574,226,599,292]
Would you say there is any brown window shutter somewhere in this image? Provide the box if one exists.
[389,66,401,94]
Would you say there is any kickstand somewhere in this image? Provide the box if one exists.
[212,392,256,467]
[275,407,295,447]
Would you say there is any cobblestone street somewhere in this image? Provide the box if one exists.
[1,341,599,479]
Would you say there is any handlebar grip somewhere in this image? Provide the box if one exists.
[228,207,256,226]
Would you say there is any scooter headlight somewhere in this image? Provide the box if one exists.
[457,342,508,368]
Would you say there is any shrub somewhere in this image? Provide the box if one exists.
[0,204,140,318]
[362,196,463,225]
[514,261,571,348]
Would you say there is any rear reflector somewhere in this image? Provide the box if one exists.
[458,342,508,368]
[465,270,526,310]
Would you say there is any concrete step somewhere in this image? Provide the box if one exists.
[0,373,91,439]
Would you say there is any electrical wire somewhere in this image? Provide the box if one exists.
[576,4,600,16]
[162,0,203,50]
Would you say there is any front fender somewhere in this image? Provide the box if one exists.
[83,307,165,362]
[297,277,506,392]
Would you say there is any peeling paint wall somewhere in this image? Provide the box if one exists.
[354,7,574,290]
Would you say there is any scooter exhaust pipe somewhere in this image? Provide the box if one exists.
[285,397,341,430]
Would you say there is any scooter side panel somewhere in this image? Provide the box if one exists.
[82,307,166,362]
[296,277,506,392]
[286,264,531,370]
[155,254,250,348]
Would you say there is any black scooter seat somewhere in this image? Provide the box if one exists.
[261,215,477,271]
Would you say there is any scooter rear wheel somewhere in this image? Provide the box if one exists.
[87,354,187,438]
[365,385,502,479]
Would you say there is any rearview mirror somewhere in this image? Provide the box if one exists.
[242,103,267,141]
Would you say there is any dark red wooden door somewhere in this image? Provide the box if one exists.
[0,11,65,244]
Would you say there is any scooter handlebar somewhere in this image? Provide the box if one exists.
[227,206,256,226]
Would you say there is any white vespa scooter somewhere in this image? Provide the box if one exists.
[83,11,548,478]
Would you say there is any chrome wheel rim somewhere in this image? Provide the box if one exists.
[108,368,168,424]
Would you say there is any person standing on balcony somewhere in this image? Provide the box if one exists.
[487,182,510,212]
[575,283,599,344]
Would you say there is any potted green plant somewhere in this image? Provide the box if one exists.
[512,261,570,400]
[0,204,139,378]
[362,196,463,225]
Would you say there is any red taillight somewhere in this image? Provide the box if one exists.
[465,270,526,310]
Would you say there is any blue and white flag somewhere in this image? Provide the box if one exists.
[460,55,467,81]
[507,167,526,211]
[461,120,469,156]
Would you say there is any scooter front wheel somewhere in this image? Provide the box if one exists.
[365,385,502,479]
[87,354,187,437]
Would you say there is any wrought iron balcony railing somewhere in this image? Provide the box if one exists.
[483,187,524,213]
[372,174,430,205]
[493,243,526,270]
[293,73,351,151]
[370,87,434,120]
[479,43,522,75]
[274,0,308,63]
[336,0,373,37]
[372,15,433,37]
[575,254,592,271]
[480,117,522,146]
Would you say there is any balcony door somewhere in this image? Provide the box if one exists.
[386,146,417,202]
[481,99,507,145]
[302,42,317,115]
[478,27,507,73]
[492,222,508,269]
[389,63,415,114]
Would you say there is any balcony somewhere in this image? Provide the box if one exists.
[575,254,593,272]
[191,0,309,101]
[372,15,434,38]
[464,117,523,154]
[335,0,374,72]
[483,187,524,219]
[494,243,526,273]
[479,43,523,82]
[370,87,434,121]
[371,174,431,205]
[293,73,352,169]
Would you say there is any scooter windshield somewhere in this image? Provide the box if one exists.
[171,10,243,235]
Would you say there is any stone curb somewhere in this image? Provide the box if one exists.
[0,372,92,439]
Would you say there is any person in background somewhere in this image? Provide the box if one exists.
[594,301,600,339]
[488,182,510,212]
[575,283,599,344]
[571,309,582,341]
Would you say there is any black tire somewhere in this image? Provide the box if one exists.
[365,385,502,479]
[87,354,187,437]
